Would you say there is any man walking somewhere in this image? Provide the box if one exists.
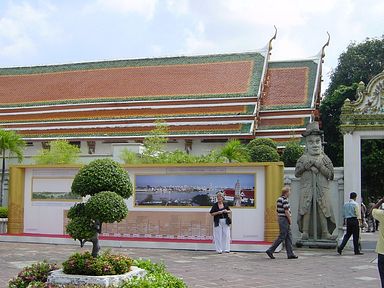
[266,186,298,259]
[370,197,384,287]
[337,192,364,255]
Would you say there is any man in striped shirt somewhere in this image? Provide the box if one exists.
[266,186,298,259]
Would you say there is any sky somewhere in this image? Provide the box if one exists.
[0,0,383,92]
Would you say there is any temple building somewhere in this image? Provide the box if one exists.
[0,35,328,161]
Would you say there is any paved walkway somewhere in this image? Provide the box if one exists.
[0,232,381,288]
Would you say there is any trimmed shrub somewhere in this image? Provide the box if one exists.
[281,141,304,167]
[67,158,132,257]
[71,158,132,198]
[247,138,277,150]
[85,191,128,223]
[0,206,8,218]
[248,145,280,162]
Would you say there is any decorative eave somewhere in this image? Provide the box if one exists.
[340,71,384,134]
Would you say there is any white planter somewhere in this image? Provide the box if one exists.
[47,266,146,287]
[0,218,7,233]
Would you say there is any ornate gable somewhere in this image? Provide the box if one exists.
[341,71,384,133]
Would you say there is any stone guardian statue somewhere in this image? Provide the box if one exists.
[295,122,336,240]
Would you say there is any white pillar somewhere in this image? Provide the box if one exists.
[343,132,361,202]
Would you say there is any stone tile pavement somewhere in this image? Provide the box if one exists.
[0,232,381,288]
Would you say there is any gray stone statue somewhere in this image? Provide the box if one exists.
[295,122,336,240]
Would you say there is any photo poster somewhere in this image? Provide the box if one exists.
[134,173,256,207]
[31,177,81,201]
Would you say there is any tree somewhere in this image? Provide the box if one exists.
[0,129,25,205]
[361,140,384,202]
[320,84,358,166]
[141,120,169,163]
[34,140,81,164]
[218,139,249,163]
[320,36,384,201]
[325,37,384,96]
[67,158,132,257]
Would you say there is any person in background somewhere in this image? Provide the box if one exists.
[265,186,298,259]
[361,201,367,232]
[337,192,364,255]
[370,197,384,288]
[210,192,231,254]
[367,202,377,232]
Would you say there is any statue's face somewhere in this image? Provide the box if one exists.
[306,134,322,156]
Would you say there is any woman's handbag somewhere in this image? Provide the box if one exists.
[226,217,232,225]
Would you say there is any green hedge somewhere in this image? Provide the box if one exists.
[0,206,8,218]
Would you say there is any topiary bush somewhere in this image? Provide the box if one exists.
[71,158,132,198]
[0,206,8,218]
[67,158,132,257]
[247,138,277,150]
[248,145,280,162]
[281,140,304,167]
[8,261,58,288]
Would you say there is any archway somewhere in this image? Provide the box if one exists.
[340,71,384,202]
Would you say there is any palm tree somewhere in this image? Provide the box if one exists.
[219,139,249,163]
[0,129,25,205]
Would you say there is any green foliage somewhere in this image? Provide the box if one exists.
[218,139,249,163]
[34,140,80,164]
[68,158,132,257]
[320,83,359,166]
[195,149,225,163]
[246,138,279,162]
[62,251,132,276]
[71,158,133,198]
[0,129,25,205]
[248,145,280,162]
[8,261,58,288]
[158,150,196,163]
[326,36,384,95]
[142,120,169,162]
[320,36,384,203]
[247,138,277,150]
[120,149,140,164]
[0,129,25,162]
[66,215,96,243]
[0,206,8,218]
[123,259,187,288]
[281,140,304,167]
[322,36,384,167]
[361,139,384,202]
[85,191,128,223]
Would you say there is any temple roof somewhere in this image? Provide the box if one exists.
[0,49,323,144]
[256,58,321,144]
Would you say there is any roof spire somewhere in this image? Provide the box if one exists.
[268,26,278,54]
[320,32,330,60]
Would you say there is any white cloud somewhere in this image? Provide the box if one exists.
[182,21,216,54]
[166,0,189,15]
[0,2,57,60]
[90,0,158,21]
[220,0,336,28]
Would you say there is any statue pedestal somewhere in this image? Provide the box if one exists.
[296,239,337,249]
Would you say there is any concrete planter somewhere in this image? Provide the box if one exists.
[0,218,7,233]
[47,266,146,287]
